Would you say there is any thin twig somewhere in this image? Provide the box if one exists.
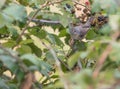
[58,58,72,71]
[38,38,71,89]
[39,39,72,71]
[93,31,120,78]
[28,1,92,25]
[93,45,112,78]
[28,18,61,24]
[50,49,71,89]
[16,0,64,44]
[16,0,91,45]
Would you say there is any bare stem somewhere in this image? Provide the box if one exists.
[50,49,71,89]
[93,31,120,78]
[38,39,71,89]
[28,18,61,24]
[16,0,64,45]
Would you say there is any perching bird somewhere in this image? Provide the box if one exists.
[69,16,94,41]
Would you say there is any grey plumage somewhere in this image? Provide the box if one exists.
[69,16,94,40]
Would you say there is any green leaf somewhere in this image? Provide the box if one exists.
[92,0,118,14]
[0,26,9,34]
[110,42,120,63]
[86,29,97,39]
[47,33,64,47]
[17,0,29,5]
[0,49,17,67]
[109,15,120,30]
[0,0,6,9]
[114,69,120,79]
[45,50,55,65]
[92,0,101,12]
[59,14,69,27]
[37,29,47,39]
[3,40,16,48]
[68,52,80,68]
[80,52,89,59]
[0,78,9,89]
[18,0,45,6]
[3,3,27,22]
[28,43,42,57]
[101,0,118,14]
[20,39,33,45]
[21,53,52,76]
[29,28,47,39]
[7,25,18,37]
[16,45,32,55]
[39,61,52,76]
[73,41,87,51]
[37,12,61,21]
[8,84,17,89]
[0,13,13,28]
[30,35,47,51]
[21,54,39,66]
[15,69,24,82]
[70,69,94,89]
[98,25,111,35]
[0,55,18,72]
[59,29,67,37]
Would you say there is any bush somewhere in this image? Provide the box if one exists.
[0,0,120,89]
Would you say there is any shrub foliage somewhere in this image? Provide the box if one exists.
[0,0,120,89]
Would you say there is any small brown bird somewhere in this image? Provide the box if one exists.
[68,16,94,48]
[69,16,94,40]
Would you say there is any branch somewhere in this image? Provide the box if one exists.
[58,58,72,71]
[39,38,72,71]
[0,45,38,89]
[50,49,71,89]
[16,0,92,46]
[28,18,61,24]
[29,1,92,25]
[16,0,64,45]
[20,72,35,89]
[93,31,120,78]
[38,38,71,89]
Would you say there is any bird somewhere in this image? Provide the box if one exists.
[69,16,94,41]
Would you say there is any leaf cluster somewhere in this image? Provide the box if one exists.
[0,0,120,89]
